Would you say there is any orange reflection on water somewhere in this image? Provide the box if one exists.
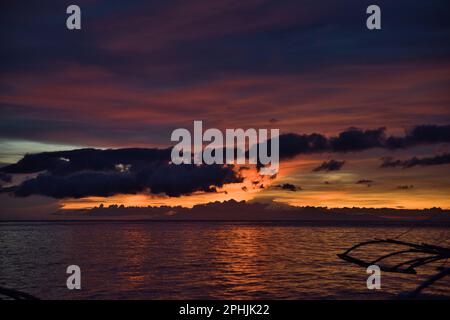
[116,225,154,290]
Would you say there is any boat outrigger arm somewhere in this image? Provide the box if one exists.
[338,238,450,297]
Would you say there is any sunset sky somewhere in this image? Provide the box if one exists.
[1,0,450,218]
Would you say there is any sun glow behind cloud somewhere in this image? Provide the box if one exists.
[59,153,450,210]
[61,165,275,209]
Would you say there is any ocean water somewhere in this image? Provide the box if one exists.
[0,221,448,299]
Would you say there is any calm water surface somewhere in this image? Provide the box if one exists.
[0,222,448,299]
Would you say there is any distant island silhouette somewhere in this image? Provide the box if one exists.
[50,200,450,225]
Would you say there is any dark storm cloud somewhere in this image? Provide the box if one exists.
[385,125,450,149]
[0,148,243,198]
[277,133,328,158]
[313,160,345,172]
[274,183,302,192]
[275,124,450,160]
[3,163,242,198]
[276,127,386,160]
[381,153,450,169]
[330,128,385,152]
[1,148,172,174]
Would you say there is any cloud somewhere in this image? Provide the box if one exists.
[7,124,447,176]
[381,153,450,169]
[2,124,450,199]
[0,148,243,198]
[274,183,302,192]
[3,0,449,79]
[385,125,450,149]
[313,160,345,172]
[330,128,385,152]
[356,179,373,187]
[54,199,450,222]
[1,0,449,154]
[3,163,242,199]
[274,124,450,160]
[277,133,328,158]
[397,185,414,190]
[1,148,172,175]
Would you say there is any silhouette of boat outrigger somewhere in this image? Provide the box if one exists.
[338,238,450,298]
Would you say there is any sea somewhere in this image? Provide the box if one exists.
[0,221,448,299]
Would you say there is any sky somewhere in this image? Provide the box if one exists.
[1,0,450,218]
